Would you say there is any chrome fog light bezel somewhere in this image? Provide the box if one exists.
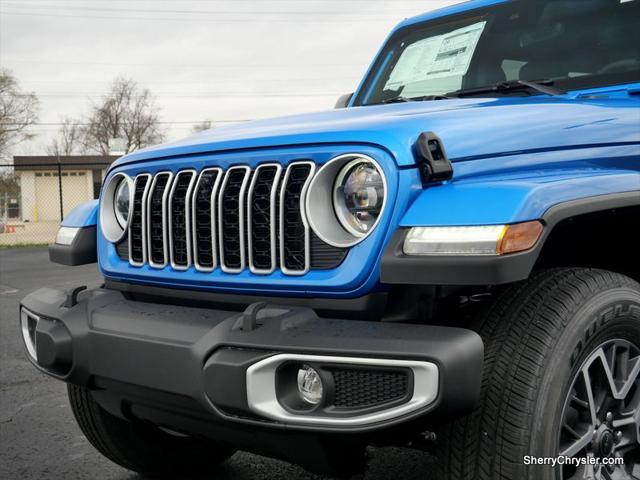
[100,172,134,243]
[305,154,387,248]
[20,308,39,361]
[246,353,438,427]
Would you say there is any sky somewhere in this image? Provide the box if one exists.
[0,0,458,156]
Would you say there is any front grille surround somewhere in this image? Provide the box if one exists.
[217,165,251,274]
[168,170,197,271]
[279,161,316,276]
[128,173,152,267]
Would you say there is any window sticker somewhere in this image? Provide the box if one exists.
[385,21,487,89]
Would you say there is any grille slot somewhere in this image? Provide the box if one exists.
[279,162,316,275]
[129,174,151,266]
[218,166,251,273]
[168,170,197,270]
[248,164,282,274]
[192,168,222,272]
[147,172,172,268]
[331,368,411,409]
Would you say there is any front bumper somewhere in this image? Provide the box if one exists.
[20,286,482,468]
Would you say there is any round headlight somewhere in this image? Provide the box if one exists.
[113,179,130,228]
[305,154,387,248]
[100,172,133,243]
[333,160,385,237]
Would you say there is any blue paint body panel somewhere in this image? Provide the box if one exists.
[401,145,640,226]
[92,0,640,297]
[61,200,98,228]
[99,146,422,298]
[112,96,640,170]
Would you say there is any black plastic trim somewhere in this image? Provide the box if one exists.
[381,192,640,286]
[48,226,97,266]
[415,132,453,184]
[334,93,353,109]
[20,286,483,435]
[104,279,389,320]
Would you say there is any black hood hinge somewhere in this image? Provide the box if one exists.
[414,132,453,185]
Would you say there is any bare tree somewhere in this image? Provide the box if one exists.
[0,171,20,197]
[47,118,83,157]
[83,76,164,155]
[191,120,212,133]
[0,69,39,159]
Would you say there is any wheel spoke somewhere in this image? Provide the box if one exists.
[618,356,640,399]
[612,416,637,428]
[560,430,593,457]
[600,465,614,480]
[570,459,597,480]
[583,366,599,427]
[572,395,591,410]
[614,410,640,449]
[619,346,629,382]
[600,343,640,400]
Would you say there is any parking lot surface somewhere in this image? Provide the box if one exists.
[0,247,436,480]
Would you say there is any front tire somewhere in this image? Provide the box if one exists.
[437,268,640,480]
[68,385,235,478]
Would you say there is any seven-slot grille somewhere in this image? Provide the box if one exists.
[121,162,340,275]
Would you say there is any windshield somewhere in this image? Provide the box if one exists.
[356,0,640,105]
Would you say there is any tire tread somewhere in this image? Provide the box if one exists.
[437,268,640,480]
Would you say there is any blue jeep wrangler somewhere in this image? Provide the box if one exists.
[20,1,640,479]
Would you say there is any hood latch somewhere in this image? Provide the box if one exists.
[415,132,453,185]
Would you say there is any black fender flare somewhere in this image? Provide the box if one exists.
[380,191,640,286]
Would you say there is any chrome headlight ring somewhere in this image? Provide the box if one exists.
[305,154,387,248]
[100,172,134,243]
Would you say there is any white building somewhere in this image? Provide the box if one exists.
[13,155,117,222]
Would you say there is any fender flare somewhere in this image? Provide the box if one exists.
[381,191,640,286]
[61,200,98,228]
[49,200,99,266]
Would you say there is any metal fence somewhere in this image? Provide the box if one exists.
[0,162,111,246]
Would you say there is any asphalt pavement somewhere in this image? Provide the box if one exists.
[0,247,437,480]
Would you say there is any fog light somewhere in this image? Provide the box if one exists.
[297,365,323,405]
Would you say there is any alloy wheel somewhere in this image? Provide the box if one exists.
[559,339,640,479]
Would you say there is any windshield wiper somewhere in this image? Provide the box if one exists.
[380,95,413,104]
[380,94,451,104]
[447,79,567,98]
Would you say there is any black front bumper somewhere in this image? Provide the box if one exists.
[20,286,482,471]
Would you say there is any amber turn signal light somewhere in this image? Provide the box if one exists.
[497,221,544,255]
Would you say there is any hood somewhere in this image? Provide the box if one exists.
[114,95,640,169]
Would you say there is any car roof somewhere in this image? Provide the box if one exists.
[399,0,509,29]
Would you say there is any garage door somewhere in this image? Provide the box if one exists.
[34,171,89,221]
